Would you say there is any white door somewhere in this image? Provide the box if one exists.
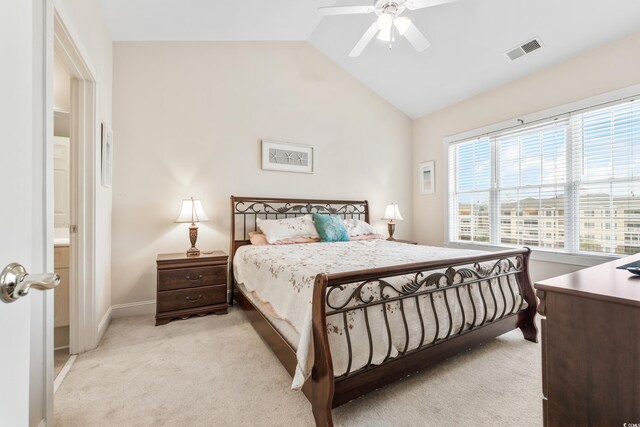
[53,137,71,230]
[0,0,54,426]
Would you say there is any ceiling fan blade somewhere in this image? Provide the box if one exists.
[406,0,460,10]
[402,22,431,52]
[349,21,380,57]
[318,5,375,16]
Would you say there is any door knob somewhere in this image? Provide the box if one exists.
[0,263,60,303]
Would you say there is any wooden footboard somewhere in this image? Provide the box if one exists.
[309,248,537,426]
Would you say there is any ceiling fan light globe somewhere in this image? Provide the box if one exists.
[376,13,393,31]
[377,30,392,42]
[394,17,411,35]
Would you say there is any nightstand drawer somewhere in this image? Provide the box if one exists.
[158,265,227,291]
[156,251,229,326]
[157,284,227,312]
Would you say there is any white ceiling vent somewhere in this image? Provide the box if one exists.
[505,38,543,60]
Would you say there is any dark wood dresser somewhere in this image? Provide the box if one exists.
[535,254,640,426]
[156,251,228,326]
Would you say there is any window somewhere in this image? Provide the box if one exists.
[448,97,640,256]
[448,137,491,243]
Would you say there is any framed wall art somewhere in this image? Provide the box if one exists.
[101,123,113,187]
[419,160,435,194]
[261,140,314,174]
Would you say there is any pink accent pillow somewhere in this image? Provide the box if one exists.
[249,231,320,246]
[248,231,270,246]
[350,233,385,241]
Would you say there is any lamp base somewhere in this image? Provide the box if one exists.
[386,222,396,241]
[186,247,201,257]
[187,224,201,257]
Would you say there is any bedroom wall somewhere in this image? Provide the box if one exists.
[111,42,413,311]
[55,0,113,336]
[412,31,640,282]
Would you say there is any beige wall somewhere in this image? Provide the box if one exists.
[412,32,640,282]
[111,42,412,307]
[56,0,113,327]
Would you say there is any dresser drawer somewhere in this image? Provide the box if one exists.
[158,265,226,291]
[157,284,227,313]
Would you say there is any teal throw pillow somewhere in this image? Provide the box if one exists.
[313,214,350,242]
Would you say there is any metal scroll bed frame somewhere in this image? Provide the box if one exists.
[229,196,538,427]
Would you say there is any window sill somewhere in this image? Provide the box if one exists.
[443,241,620,268]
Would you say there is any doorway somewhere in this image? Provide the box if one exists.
[50,8,101,391]
[52,55,73,381]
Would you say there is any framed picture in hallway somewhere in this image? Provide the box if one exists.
[101,123,113,187]
[419,160,435,194]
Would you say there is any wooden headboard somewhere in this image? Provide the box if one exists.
[229,195,370,261]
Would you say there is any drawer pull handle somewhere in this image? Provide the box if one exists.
[185,294,203,302]
[186,274,203,281]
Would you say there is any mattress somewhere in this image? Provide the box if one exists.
[233,240,526,389]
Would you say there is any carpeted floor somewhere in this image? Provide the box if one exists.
[54,309,542,426]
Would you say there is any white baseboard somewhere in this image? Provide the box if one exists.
[97,305,112,344]
[54,354,77,394]
[111,300,156,318]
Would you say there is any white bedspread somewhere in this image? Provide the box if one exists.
[233,240,526,389]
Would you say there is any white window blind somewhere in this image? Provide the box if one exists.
[448,137,491,243]
[571,100,640,255]
[448,96,640,256]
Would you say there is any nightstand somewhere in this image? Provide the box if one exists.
[155,251,228,326]
[393,239,418,245]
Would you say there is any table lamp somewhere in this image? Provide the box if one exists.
[382,203,403,241]
[175,197,209,257]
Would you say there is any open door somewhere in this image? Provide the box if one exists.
[0,0,55,425]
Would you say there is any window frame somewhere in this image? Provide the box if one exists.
[443,84,640,267]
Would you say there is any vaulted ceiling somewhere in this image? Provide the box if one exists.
[102,0,640,118]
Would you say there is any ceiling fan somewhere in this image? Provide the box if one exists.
[318,0,460,57]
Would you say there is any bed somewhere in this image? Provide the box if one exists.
[230,196,538,426]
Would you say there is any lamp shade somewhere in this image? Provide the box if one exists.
[382,203,404,221]
[175,198,209,223]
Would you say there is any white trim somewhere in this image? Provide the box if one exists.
[50,1,97,80]
[38,1,55,425]
[53,10,100,355]
[111,300,157,318]
[97,305,112,343]
[36,0,54,426]
[443,84,640,145]
[53,354,77,394]
[443,139,451,245]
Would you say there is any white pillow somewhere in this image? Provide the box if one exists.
[342,218,378,237]
[256,215,320,244]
